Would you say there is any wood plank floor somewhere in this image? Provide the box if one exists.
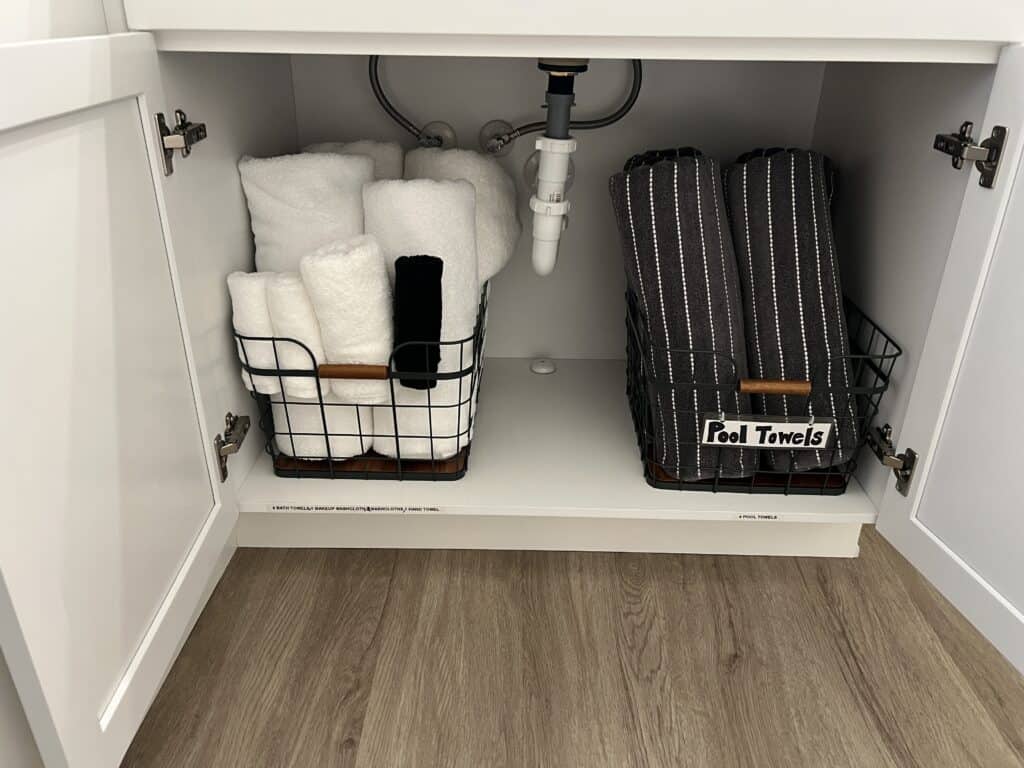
[122,527,1024,767]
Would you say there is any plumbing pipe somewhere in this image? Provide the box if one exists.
[530,136,576,276]
[529,63,584,276]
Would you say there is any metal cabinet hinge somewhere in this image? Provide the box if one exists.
[866,424,917,497]
[933,121,1007,189]
[214,412,250,482]
[155,109,208,176]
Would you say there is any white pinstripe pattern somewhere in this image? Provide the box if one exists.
[709,165,744,473]
[624,173,669,467]
[742,166,768,416]
[647,167,681,472]
[765,156,786,470]
[672,162,701,475]
[788,153,819,465]
[820,155,856,437]
[766,156,788,421]
[808,152,842,460]
[694,161,723,426]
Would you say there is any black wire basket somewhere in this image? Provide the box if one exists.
[626,290,901,494]
[236,288,488,481]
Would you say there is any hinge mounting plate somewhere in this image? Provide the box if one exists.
[866,423,917,497]
[155,109,208,176]
[214,412,250,483]
[933,121,1007,189]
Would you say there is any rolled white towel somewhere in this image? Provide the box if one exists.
[372,375,478,461]
[304,140,404,180]
[364,178,480,459]
[228,271,281,395]
[299,235,392,404]
[271,394,373,459]
[266,272,326,399]
[405,147,520,281]
[238,153,373,273]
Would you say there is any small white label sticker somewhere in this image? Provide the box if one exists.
[269,505,441,513]
[701,416,833,450]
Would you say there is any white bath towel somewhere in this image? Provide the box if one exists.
[299,235,393,404]
[405,147,520,281]
[304,140,404,180]
[266,272,326,399]
[238,153,374,273]
[228,271,281,395]
[363,178,480,459]
[372,375,478,461]
[271,394,373,459]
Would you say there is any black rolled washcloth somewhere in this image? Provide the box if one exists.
[610,154,755,482]
[393,255,443,390]
[723,148,857,472]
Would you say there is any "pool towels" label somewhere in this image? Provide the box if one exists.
[701,416,834,450]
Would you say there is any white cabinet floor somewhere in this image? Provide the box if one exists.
[236,358,876,553]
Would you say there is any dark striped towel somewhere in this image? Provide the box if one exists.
[624,146,703,173]
[610,153,755,482]
[724,148,858,472]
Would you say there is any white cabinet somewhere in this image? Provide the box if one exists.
[122,0,1023,63]
[0,0,107,45]
[2,20,1024,767]
[0,35,235,768]
[913,182,1024,620]
[876,45,1024,675]
[123,0,1024,42]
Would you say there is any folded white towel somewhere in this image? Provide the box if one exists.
[405,147,520,281]
[304,140,404,181]
[299,235,393,404]
[266,272,326,399]
[363,178,480,459]
[228,271,281,395]
[238,153,373,273]
[271,394,373,459]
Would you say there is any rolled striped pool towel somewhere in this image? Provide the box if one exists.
[724,148,858,472]
[623,146,703,173]
[610,153,755,482]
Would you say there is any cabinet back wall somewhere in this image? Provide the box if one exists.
[290,56,826,359]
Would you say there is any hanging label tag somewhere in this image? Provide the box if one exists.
[701,415,834,450]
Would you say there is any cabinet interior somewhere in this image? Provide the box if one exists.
[155,52,995,518]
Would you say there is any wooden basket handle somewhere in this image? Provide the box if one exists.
[317,363,389,381]
[738,378,812,397]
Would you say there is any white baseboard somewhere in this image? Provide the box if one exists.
[236,513,862,557]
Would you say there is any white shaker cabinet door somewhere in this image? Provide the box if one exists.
[877,44,1024,674]
[0,34,235,768]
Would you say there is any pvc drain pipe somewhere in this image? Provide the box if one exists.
[529,136,576,276]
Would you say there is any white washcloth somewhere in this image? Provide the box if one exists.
[304,140,404,180]
[228,271,281,395]
[271,394,373,458]
[299,235,393,404]
[266,272,326,399]
[363,179,480,459]
[405,147,520,281]
[238,153,373,273]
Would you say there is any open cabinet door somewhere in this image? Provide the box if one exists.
[876,44,1024,674]
[0,34,237,767]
